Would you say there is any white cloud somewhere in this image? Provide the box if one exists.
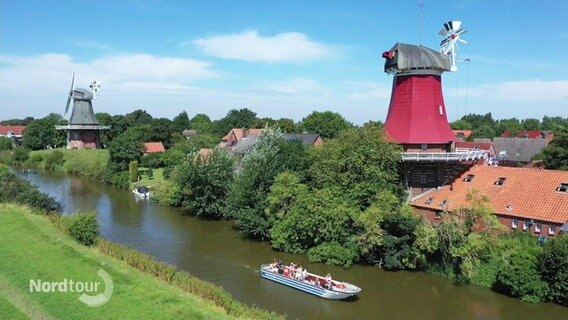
[251,78,329,94]
[345,81,391,101]
[0,53,217,92]
[192,30,335,62]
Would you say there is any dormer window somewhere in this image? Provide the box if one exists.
[425,197,433,205]
[463,174,475,182]
[556,183,568,193]
[439,200,448,208]
[494,177,506,186]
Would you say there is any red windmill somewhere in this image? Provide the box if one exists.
[382,21,467,153]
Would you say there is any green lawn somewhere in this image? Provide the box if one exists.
[133,167,165,189]
[0,204,235,320]
[30,148,109,178]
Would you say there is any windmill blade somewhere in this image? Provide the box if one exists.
[458,38,467,44]
[64,72,75,115]
[451,21,462,31]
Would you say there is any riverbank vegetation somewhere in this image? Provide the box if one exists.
[0,167,282,319]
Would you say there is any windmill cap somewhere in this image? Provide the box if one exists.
[72,88,94,100]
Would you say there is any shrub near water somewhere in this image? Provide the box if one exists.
[64,212,100,246]
[0,168,63,213]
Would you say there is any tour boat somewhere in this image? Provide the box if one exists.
[259,263,361,300]
[133,185,150,199]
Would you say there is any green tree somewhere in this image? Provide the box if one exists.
[188,114,214,134]
[22,113,67,150]
[522,118,541,131]
[542,127,568,170]
[380,207,421,270]
[472,124,497,139]
[496,118,522,136]
[171,149,235,218]
[270,187,358,258]
[95,112,113,147]
[129,161,139,182]
[308,126,402,210]
[538,235,568,306]
[124,109,153,127]
[172,111,191,134]
[542,116,568,132]
[213,108,257,137]
[107,130,144,172]
[0,137,12,151]
[12,147,30,164]
[299,111,352,139]
[451,119,473,130]
[461,113,495,130]
[495,252,548,303]
[228,130,310,239]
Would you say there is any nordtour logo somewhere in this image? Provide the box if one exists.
[29,268,113,307]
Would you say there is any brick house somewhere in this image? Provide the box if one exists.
[220,128,264,147]
[410,165,568,237]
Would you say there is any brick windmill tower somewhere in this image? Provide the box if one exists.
[381,21,486,192]
[56,74,110,149]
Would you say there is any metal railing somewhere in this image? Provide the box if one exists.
[401,150,488,162]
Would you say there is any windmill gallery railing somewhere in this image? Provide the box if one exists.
[401,150,488,162]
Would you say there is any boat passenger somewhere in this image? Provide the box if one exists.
[325,273,333,289]
[283,268,290,278]
[295,267,303,280]
[302,268,307,280]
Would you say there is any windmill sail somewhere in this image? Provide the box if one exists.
[64,72,75,116]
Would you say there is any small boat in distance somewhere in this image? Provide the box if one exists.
[260,262,361,300]
[133,185,150,199]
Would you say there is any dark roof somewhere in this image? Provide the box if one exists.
[283,133,321,146]
[493,137,549,162]
[383,43,450,74]
[231,134,259,155]
[182,129,198,137]
[69,88,99,125]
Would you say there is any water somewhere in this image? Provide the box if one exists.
[19,170,568,319]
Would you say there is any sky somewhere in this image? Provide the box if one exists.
[1,0,567,124]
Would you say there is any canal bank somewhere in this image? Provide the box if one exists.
[18,170,568,319]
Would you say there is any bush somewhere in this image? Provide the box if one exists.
[28,152,44,166]
[45,150,65,170]
[307,242,358,267]
[104,170,130,189]
[146,167,153,180]
[140,153,164,168]
[64,212,100,246]
[0,170,63,213]
[538,235,568,306]
[12,147,30,164]
[129,160,138,182]
[0,136,12,151]
[494,252,548,303]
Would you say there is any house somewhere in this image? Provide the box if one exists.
[455,141,496,164]
[143,142,165,154]
[452,130,472,141]
[182,129,198,139]
[501,130,554,142]
[411,165,568,237]
[283,134,323,147]
[220,128,264,147]
[492,137,549,166]
[0,125,26,145]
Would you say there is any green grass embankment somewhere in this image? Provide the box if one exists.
[0,204,281,320]
[30,148,109,179]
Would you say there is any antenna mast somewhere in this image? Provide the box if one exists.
[418,1,424,46]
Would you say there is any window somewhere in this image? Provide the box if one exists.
[463,174,475,182]
[556,183,568,193]
[549,225,557,235]
[535,222,541,233]
[421,144,428,150]
[425,197,433,205]
[439,200,448,208]
[523,220,530,231]
[511,218,518,229]
[494,177,506,186]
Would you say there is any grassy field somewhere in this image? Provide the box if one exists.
[0,204,240,320]
[133,167,165,189]
[30,148,109,179]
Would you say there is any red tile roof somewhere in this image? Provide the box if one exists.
[455,141,493,151]
[500,130,553,140]
[411,165,568,224]
[0,125,26,136]
[143,142,165,153]
[453,130,472,138]
[221,128,264,142]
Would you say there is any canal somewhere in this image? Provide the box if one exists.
[19,170,568,319]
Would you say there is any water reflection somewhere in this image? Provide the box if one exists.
[17,170,568,320]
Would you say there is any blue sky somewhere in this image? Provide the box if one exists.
[1,0,567,124]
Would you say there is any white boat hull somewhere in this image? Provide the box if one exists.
[260,265,360,300]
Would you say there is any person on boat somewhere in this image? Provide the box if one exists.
[301,267,307,280]
[289,262,296,278]
[325,273,333,289]
[283,267,290,278]
[295,267,303,280]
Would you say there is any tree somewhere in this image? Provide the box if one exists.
[107,130,144,172]
[461,113,495,130]
[308,126,402,210]
[472,124,497,139]
[22,113,66,150]
[171,149,235,218]
[542,116,568,132]
[129,161,138,182]
[96,112,113,147]
[496,118,522,136]
[0,137,12,151]
[124,109,153,127]
[451,119,472,130]
[299,111,352,139]
[538,235,568,306]
[495,252,548,303]
[542,127,568,170]
[379,207,421,270]
[213,108,257,137]
[228,130,310,239]
[522,118,541,131]
[188,114,214,134]
[172,111,190,134]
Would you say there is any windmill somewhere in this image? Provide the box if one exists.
[439,21,467,72]
[56,74,109,149]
